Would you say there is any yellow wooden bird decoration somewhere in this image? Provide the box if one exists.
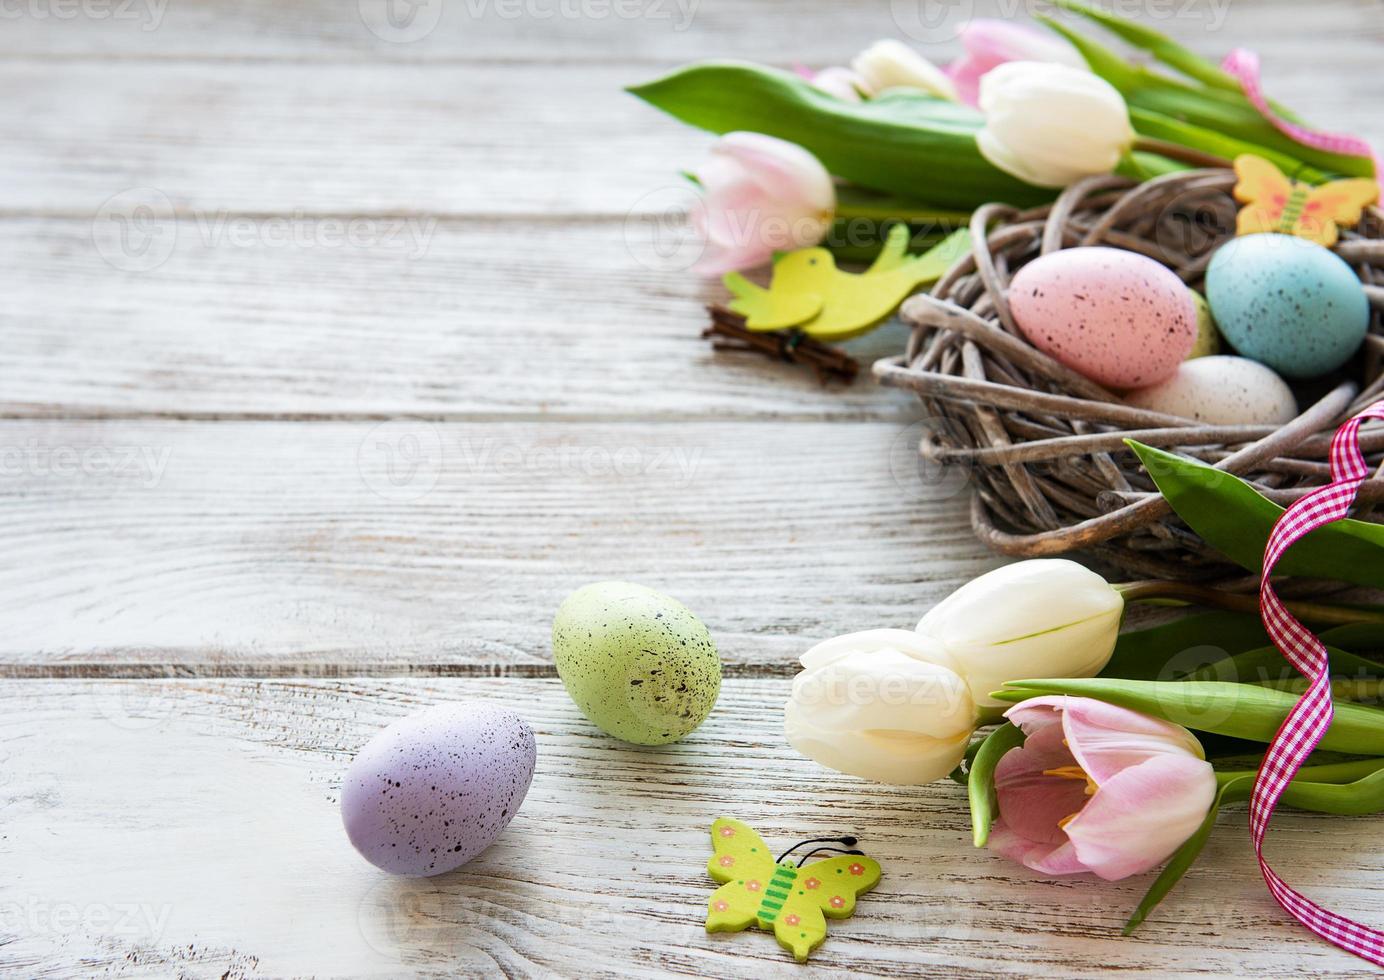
[722,225,970,342]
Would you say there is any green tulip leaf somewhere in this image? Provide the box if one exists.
[1102,610,1269,681]
[995,677,1384,754]
[1127,440,1384,587]
[1188,643,1384,686]
[627,62,1049,209]
[967,723,1025,849]
[1049,0,1240,92]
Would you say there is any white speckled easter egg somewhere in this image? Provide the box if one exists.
[1206,233,1369,378]
[1124,356,1297,425]
[553,581,721,745]
[1188,290,1221,358]
[342,702,536,877]
[1009,247,1197,389]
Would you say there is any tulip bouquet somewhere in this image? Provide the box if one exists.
[784,551,1384,933]
[629,0,1376,277]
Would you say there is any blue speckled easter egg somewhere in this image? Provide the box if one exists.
[552,581,721,745]
[1206,233,1369,378]
[342,702,536,876]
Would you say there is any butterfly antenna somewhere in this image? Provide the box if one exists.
[796,847,865,867]
[775,835,859,863]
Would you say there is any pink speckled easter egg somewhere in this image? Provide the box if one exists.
[1009,247,1197,389]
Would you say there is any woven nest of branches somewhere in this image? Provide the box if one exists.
[874,167,1384,582]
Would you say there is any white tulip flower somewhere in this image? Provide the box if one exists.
[976,61,1135,188]
[917,559,1124,708]
[851,39,958,101]
[784,629,976,784]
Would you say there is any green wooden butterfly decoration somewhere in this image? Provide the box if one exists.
[704,817,882,962]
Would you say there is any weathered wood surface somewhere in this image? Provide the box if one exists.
[3,0,1384,975]
[0,419,991,671]
[0,219,914,419]
[5,678,1384,979]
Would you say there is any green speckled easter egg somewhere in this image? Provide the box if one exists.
[552,581,721,745]
[1187,290,1221,359]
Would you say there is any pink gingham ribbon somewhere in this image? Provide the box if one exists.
[1254,400,1384,964]
[1221,48,1378,166]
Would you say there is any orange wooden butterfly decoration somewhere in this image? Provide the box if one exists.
[1232,154,1378,247]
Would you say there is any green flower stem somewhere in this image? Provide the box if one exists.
[1215,756,1384,787]
[1112,580,1384,628]
[1130,137,1229,170]
[832,188,972,227]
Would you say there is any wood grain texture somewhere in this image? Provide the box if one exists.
[0,0,1378,65]
[0,4,1378,217]
[3,677,1383,979]
[0,219,913,419]
[0,418,994,671]
[5,0,1384,976]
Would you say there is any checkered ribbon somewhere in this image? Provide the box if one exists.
[1221,49,1379,172]
[1253,401,1384,964]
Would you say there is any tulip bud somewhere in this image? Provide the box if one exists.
[976,62,1135,188]
[945,19,1086,107]
[850,39,957,101]
[917,559,1122,708]
[689,131,836,276]
[784,629,976,784]
[810,66,865,103]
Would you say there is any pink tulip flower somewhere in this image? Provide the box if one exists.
[989,696,1216,880]
[689,132,835,276]
[945,19,1086,107]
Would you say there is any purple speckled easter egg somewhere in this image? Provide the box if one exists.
[1009,247,1197,389]
[342,702,536,877]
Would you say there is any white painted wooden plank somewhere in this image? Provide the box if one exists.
[0,0,1376,66]
[2,677,1380,978]
[0,18,1379,216]
[0,419,996,669]
[0,218,916,419]
[0,62,713,216]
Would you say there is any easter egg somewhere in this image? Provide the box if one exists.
[1124,355,1297,425]
[1009,246,1197,389]
[552,581,721,745]
[1188,291,1221,358]
[341,702,536,876]
[1205,233,1369,378]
